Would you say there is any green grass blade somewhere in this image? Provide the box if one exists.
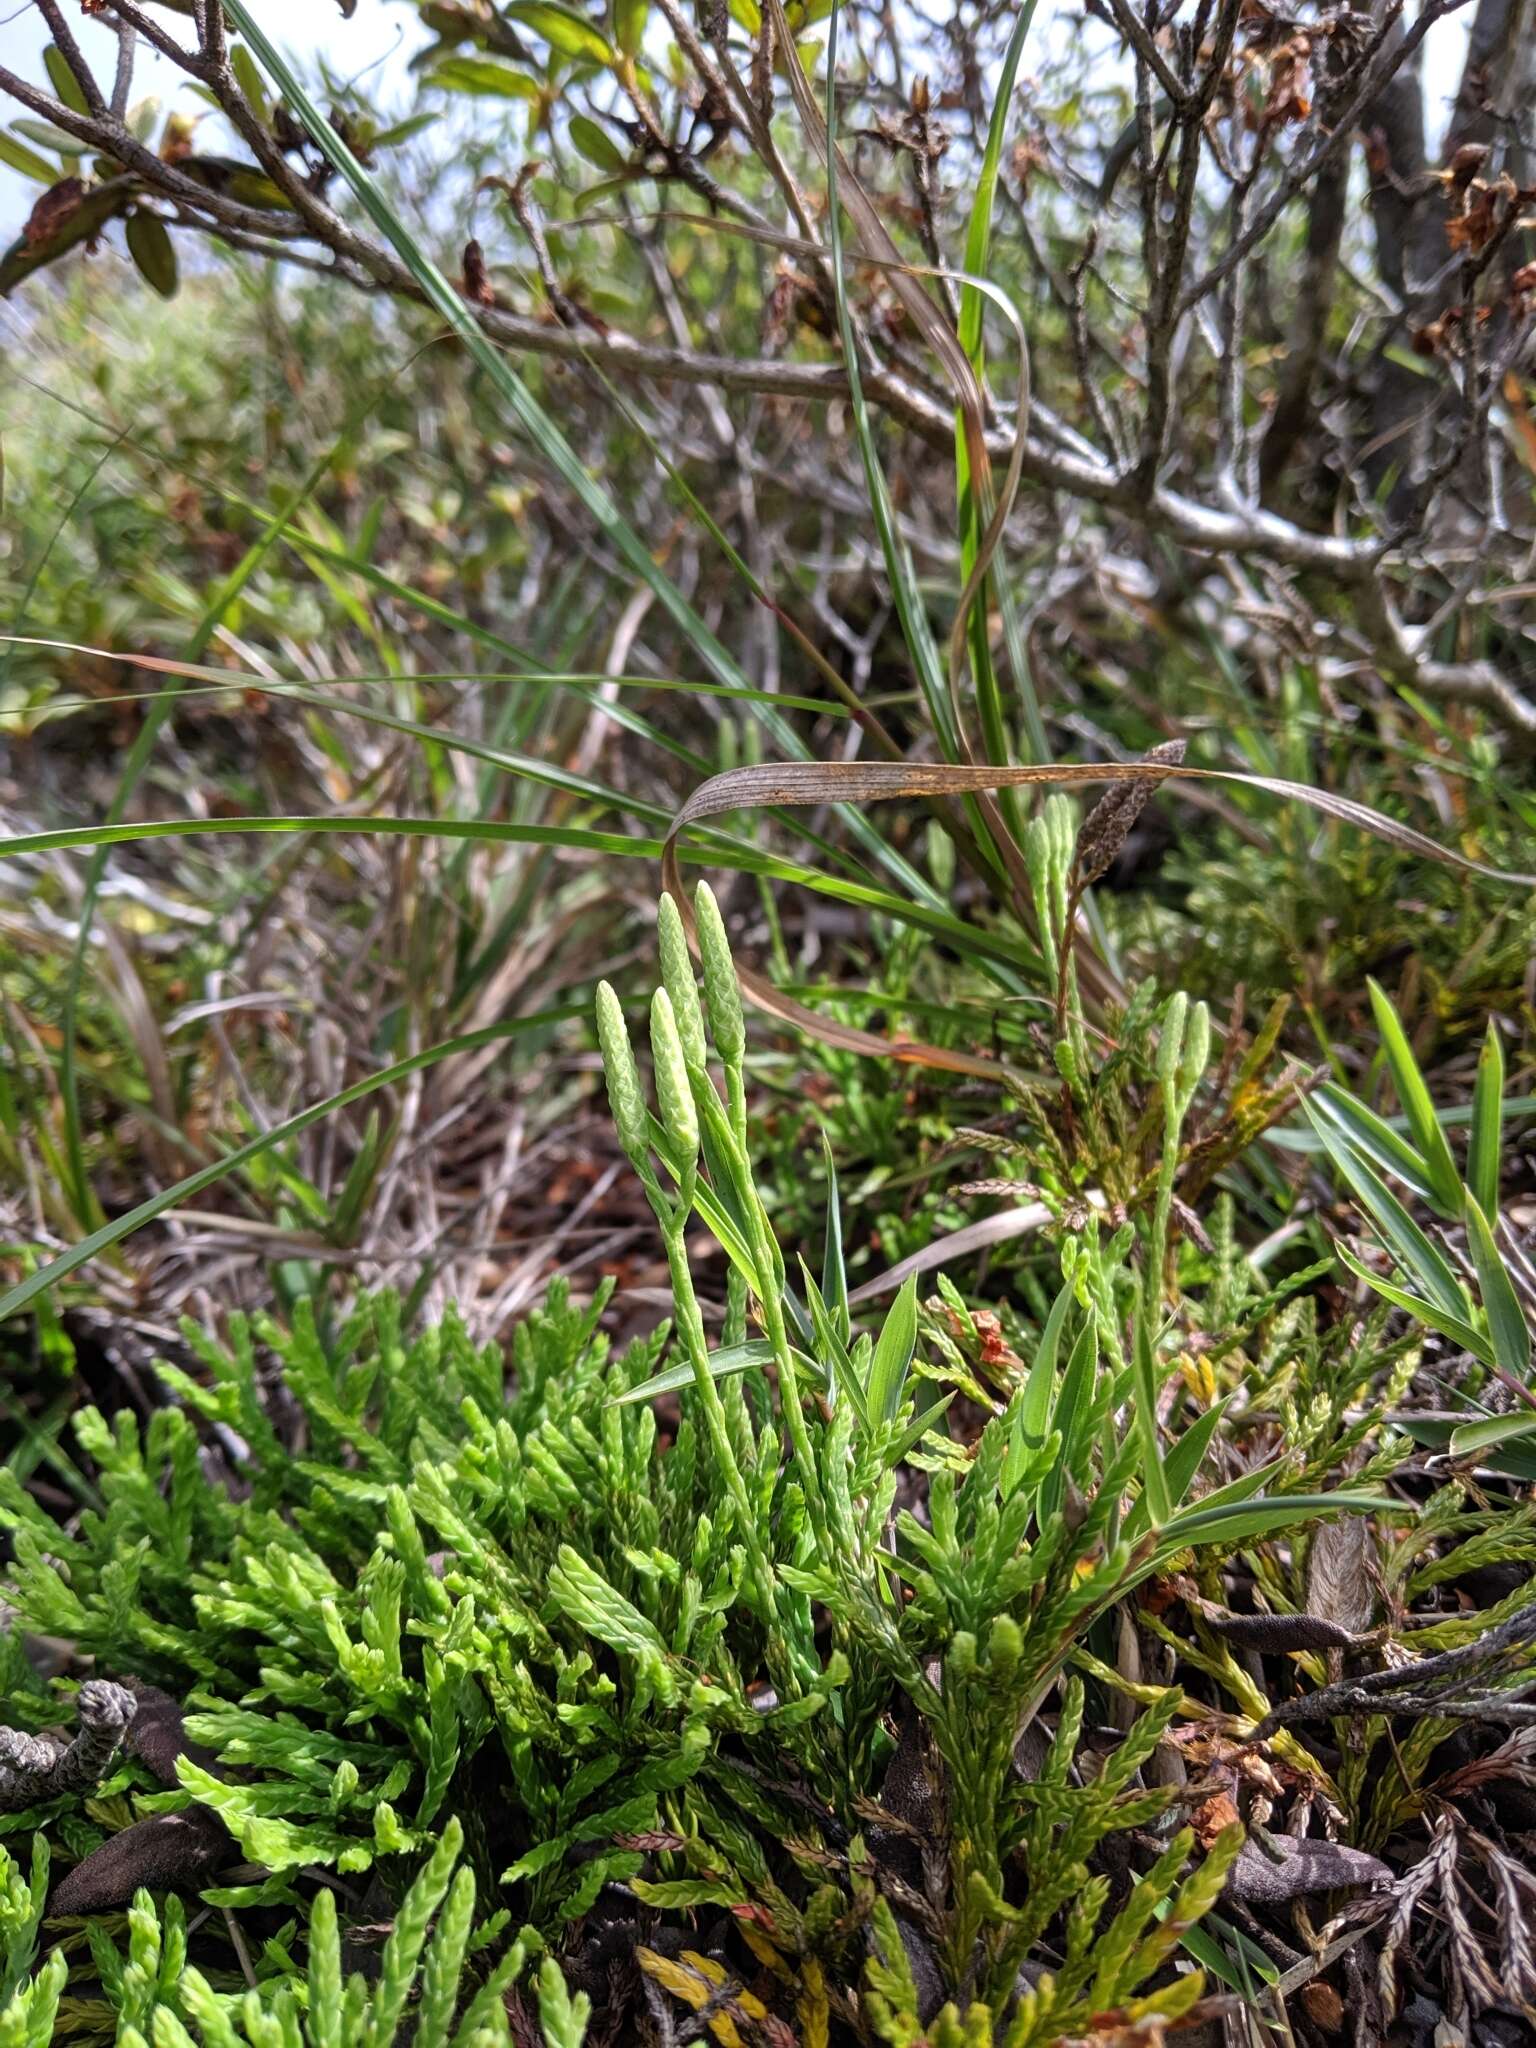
[1448,1411,1536,1457]
[1468,1021,1505,1222]
[1464,1196,1531,1385]
[1130,1297,1172,1527]
[1304,1102,1469,1324]
[819,0,963,771]
[820,1128,850,1346]
[1366,979,1463,1216]
[1155,1492,1396,1552]
[56,397,379,1232]
[866,1274,919,1428]
[1312,1084,1440,1204]
[1334,1244,1493,1366]
[955,0,1048,771]
[610,1339,785,1408]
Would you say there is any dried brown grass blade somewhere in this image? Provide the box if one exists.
[662,756,1535,1078]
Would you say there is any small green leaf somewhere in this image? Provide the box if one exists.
[369,111,440,149]
[13,118,84,153]
[229,45,271,121]
[125,210,178,297]
[429,58,540,99]
[505,0,615,62]
[0,129,60,183]
[1448,1410,1536,1457]
[127,96,161,142]
[889,1392,954,1464]
[43,46,89,116]
[568,113,625,169]
[1019,1271,1073,1450]
[613,0,648,55]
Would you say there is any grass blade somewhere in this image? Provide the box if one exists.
[820,1128,850,1347]
[1130,1297,1172,1528]
[1464,1196,1531,1385]
[1304,1102,1469,1324]
[1468,1021,1505,1222]
[866,1274,920,1427]
[1366,979,1463,1216]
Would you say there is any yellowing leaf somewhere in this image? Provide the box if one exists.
[635,1949,768,2048]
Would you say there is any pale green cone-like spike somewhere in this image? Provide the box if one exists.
[656,893,707,1073]
[650,987,699,1164]
[1176,999,1210,1111]
[1157,991,1188,1097]
[595,982,649,1168]
[694,882,744,1068]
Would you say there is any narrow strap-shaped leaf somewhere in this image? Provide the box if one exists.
[820,1128,850,1346]
[1464,1196,1532,1386]
[1366,979,1464,1216]
[866,1275,920,1428]
[662,757,1534,1079]
[1304,1102,1470,1324]
[1448,1411,1536,1457]
[1468,1021,1505,1223]
[1334,1243,1494,1366]
[1313,1083,1439,1206]
[1130,1298,1172,1528]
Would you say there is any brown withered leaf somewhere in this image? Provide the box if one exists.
[1206,1611,1362,1654]
[1447,184,1501,253]
[462,238,495,307]
[1225,1834,1391,1907]
[122,1681,222,1787]
[23,176,87,249]
[1166,1726,1292,1803]
[1192,1788,1242,1848]
[49,1809,229,1917]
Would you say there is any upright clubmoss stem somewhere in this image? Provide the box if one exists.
[595,975,782,1645]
